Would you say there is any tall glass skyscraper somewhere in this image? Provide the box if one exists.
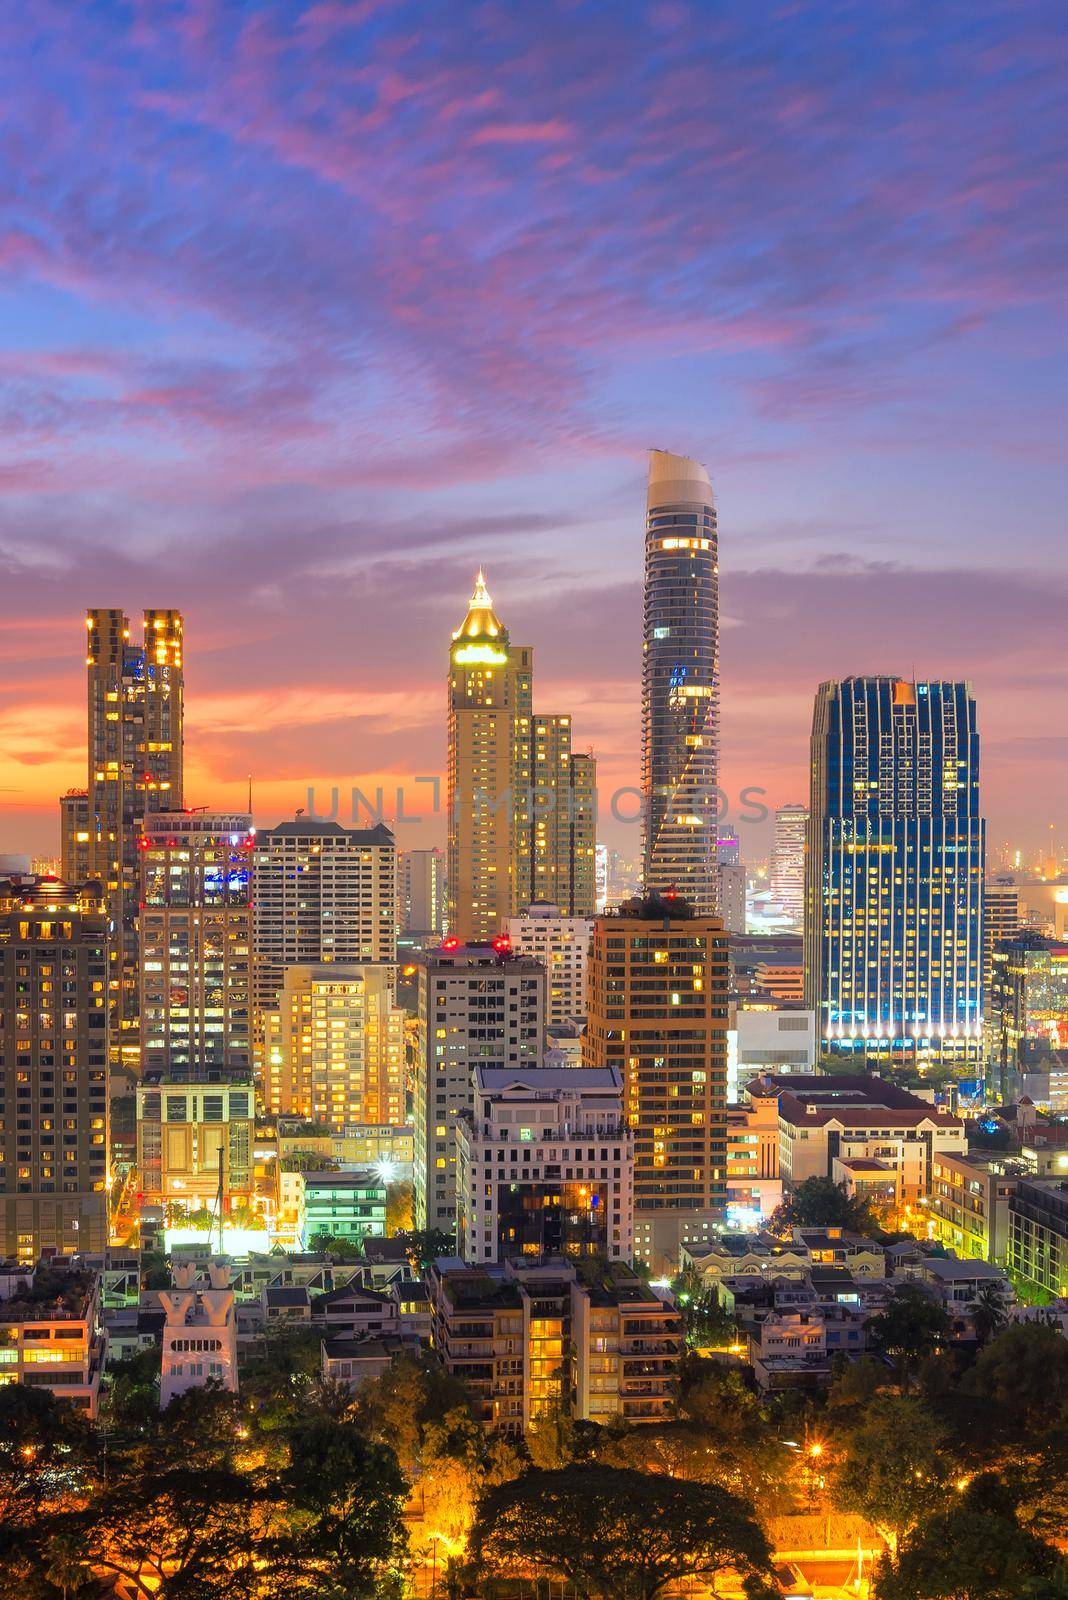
[641,451,719,915]
[804,677,985,1074]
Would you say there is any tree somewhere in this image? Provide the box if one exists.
[385,1181,414,1235]
[470,1465,778,1600]
[309,1231,361,1260]
[769,1176,878,1236]
[968,1280,1009,1346]
[356,1352,473,1477]
[102,1345,161,1432]
[962,1321,1068,1433]
[867,1283,951,1390]
[396,1227,455,1270]
[832,1394,950,1554]
[873,1474,1062,1600]
[671,1268,736,1349]
[0,1384,94,1573]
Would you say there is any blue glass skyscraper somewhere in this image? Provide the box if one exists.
[804,677,985,1074]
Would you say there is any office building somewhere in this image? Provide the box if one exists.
[505,903,591,1027]
[85,608,184,1054]
[263,964,405,1131]
[0,875,109,1262]
[446,571,595,942]
[159,1261,238,1407]
[641,450,719,917]
[718,861,746,934]
[771,804,807,929]
[728,1005,816,1097]
[805,678,985,1073]
[986,883,1022,945]
[251,818,396,1045]
[136,1069,255,1213]
[302,1169,387,1247]
[139,812,254,1077]
[414,940,545,1234]
[0,1259,104,1416]
[398,848,447,936]
[583,895,729,1271]
[986,934,1068,1102]
[1008,1177,1068,1300]
[59,790,91,886]
[456,1065,633,1264]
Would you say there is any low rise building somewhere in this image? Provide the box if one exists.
[1008,1177,1068,1300]
[321,1335,404,1393]
[159,1260,238,1407]
[302,1169,387,1248]
[0,1259,104,1416]
[136,1070,256,1213]
[926,1151,1023,1264]
[729,1005,816,1097]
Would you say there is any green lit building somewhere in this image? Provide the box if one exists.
[301,1169,387,1247]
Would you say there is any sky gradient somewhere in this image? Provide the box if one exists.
[0,0,1065,864]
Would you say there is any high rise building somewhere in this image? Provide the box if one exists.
[718,862,747,934]
[264,963,405,1131]
[594,843,609,913]
[0,874,110,1261]
[771,804,807,930]
[139,813,254,1077]
[446,572,595,942]
[641,451,719,916]
[398,848,447,936]
[506,903,592,1027]
[85,608,184,1057]
[251,819,396,1048]
[804,677,985,1073]
[986,934,1068,1104]
[583,895,729,1271]
[414,940,545,1234]
[60,790,91,886]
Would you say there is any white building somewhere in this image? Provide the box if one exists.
[398,848,446,936]
[728,1006,816,1096]
[771,804,806,929]
[718,862,747,935]
[505,903,591,1028]
[594,843,608,914]
[456,1066,633,1265]
[159,1261,239,1407]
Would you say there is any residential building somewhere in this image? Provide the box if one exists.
[641,450,719,916]
[583,895,729,1271]
[159,1260,238,1407]
[85,608,184,1056]
[726,1105,782,1225]
[446,571,595,942]
[0,875,110,1261]
[771,804,807,929]
[302,1169,387,1247]
[505,903,591,1027]
[263,964,405,1132]
[321,1336,403,1393]
[59,790,91,886]
[718,862,746,934]
[0,1259,104,1416]
[570,1270,681,1425]
[986,934,1068,1103]
[455,1066,633,1264]
[251,818,396,1049]
[139,812,254,1076]
[1008,1177,1068,1299]
[414,941,545,1234]
[758,1073,967,1209]
[805,677,985,1074]
[755,961,804,1002]
[136,1070,255,1213]
[398,848,447,936]
[926,1150,1024,1264]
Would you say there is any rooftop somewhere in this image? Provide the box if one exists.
[259,819,394,844]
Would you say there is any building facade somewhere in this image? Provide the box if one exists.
[136,1070,255,1213]
[986,934,1068,1103]
[414,941,545,1234]
[771,804,807,929]
[139,812,254,1076]
[263,963,405,1131]
[805,677,985,1074]
[583,896,728,1271]
[505,903,591,1027]
[398,848,447,936]
[85,608,184,1057]
[1008,1177,1068,1300]
[302,1169,387,1247]
[159,1261,238,1407]
[0,1261,104,1416]
[456,1066,633,1264]
[59,790,91,887]
[0,876,110,1261]
[641,450,719,917]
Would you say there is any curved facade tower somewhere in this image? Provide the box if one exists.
[641,450,719,914]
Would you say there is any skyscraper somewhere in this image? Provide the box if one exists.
[446,572,595,941]
[264,964,405,1131]
[583,894,729,1271]
[85,608,184,1058]
[0,873,110,1261]
[398,848,447,937]
[138,813,254,1077]
[771,804,807,930]
[805,678,984,1074]
[641,451,719,915]
[60,790,90,886]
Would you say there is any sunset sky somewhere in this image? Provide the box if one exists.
[0,0,1064,864]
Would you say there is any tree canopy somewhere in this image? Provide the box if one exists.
[769,1176,879,1235]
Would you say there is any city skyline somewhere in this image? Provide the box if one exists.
[0,3,1064,862]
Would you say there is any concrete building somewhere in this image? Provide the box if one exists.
[398,848,447,937]
[159,1260,238,1407]
[641,450,719,916]
[1008,1177,1068,1299]
[725,1105,782,1226]
[414,940,545,1234]
[302,1169,387,1247]
[263,963,405,1132]
[456,1066,632,1264]
[251,818,396,1049]
[771,804,807,930]
[0,875,110,1261]
[505,903,591,1027]
[85,608,184,1056]
[718,862,746,935]
[926,1150,1024,1264]
[583,895,728,1271]
[755,961,804,1002]
[139,812,254,1077]
[986,934,1068,1104]
[59,790,91,887]
[728,1004,816,1096]
[0,1259,105,1416]
[136,1070,255,1214]
[805,677,984,1075]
